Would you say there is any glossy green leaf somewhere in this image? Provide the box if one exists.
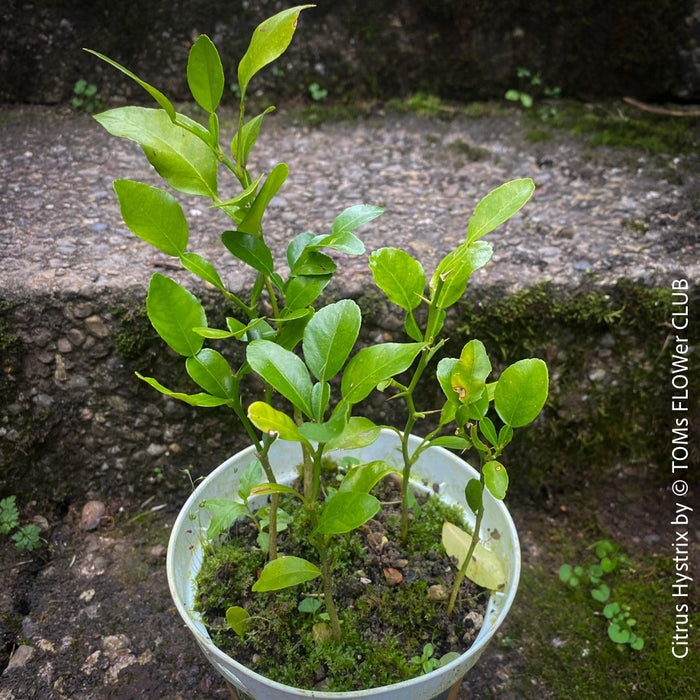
[369,247,425,312]
[464,478,483,513]
[479,416,498,446]
[313,492,381,535]
[238,460,263,500]
[498,424,514,449]
[146,273,206,356]
[291,250,337,277]
[430,241,492,309]
[285,274,332,310]
[494,358,548,427]
[429,435,471,450]
[114,180,188,256]
[238,6,313,94]
[298,404,349,443]
[450,340,491,406]
[250,482,305,503]
[187,35,224,113]
[310,378,331,420]
[436,357,459,404]
[201,498,247,538]
[222,230,274,275]
[212,173,263,211]
[442,521,506,590]
[186,348,235,398]
[94,107,218,198]
[466,178,535,243]
[85,49,176,120]
[247,401,303,442]
[226,606,250,638]
[246,340,314,416]
[341,342,424,405]
[338,460,397,493]
[324,417,381,451]
[276,308,314,352]
[303,300,361,381]
[179,252,226,291]
[136,373,229,407]
[231,107,275,166]
[483,461,508,500]
[237,163,289,237]
[332,204,384,237]
[252,555,320,592]
[286,232,315,272]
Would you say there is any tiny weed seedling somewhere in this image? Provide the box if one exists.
[505,68,560,122]
[409,643,460,675]
[0,496,42,553]
[71,79,104,113]
[308,82,328,101]
[559,539,644,651]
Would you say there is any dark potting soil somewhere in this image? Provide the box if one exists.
[195,476,490,692]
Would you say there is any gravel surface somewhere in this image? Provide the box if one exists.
[1,104,697,302]
[0,102,698,700]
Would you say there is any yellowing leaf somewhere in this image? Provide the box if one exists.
[442,521,506,590]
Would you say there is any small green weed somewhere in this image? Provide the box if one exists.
[71,79,104,113]
[308,82,328,101]
[0,496,42,553]
[559,539,644,651]
[505,68,560,110]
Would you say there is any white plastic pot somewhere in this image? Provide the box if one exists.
[167,429,520,700]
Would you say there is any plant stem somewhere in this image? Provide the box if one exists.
[446,467,486,618]
[316,538,342,642]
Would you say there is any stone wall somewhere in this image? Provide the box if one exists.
[2,0,698,106]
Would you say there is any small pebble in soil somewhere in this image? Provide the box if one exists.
[80,500,106,530]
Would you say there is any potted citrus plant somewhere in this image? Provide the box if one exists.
[89,6,548,698]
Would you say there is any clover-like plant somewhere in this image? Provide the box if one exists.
[560,539,644,650]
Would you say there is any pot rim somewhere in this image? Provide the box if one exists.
[167,430,521,698]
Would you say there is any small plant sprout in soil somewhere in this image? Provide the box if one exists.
[89,4,549,690]
[560,539,644,651]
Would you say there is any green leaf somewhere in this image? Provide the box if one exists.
[231,107,275,166]
[136,373,229,407]
[237,163,289,237]
[466,179,535,243]
[494,358,549,427]
[250,483,306,504]
[246,340,314,416]
[179,252,226,291]
[291,250,337,276]
[187,34,224,113]
[247,401,304,442]
[338,461,397,493]
[603,602,620,619]
[186,348,235,398]
[238,6,313,95]
[479,416,498,446]
[252,555,321,592]
[431,241,493,309]
[94,107,218,197]
[324,417,381,451]
[429,435,471,450]
[222,230,274,274]
[114,180,188,256]
[591,584,611,603]
[331,204,384,237]
[436,357,459,404]
[483,461,508,500]
[298,597,322,615]
[212,173,263,211]
[201,498,247,538]
[442,521,506,590]
[313,492,381,535]
[369,247,426,312]
[238,460,263,500]
[85,49,176,120]
[608,623,630,645]
[464,478,483,513]
[285,274,332,310]
[311,378,331,420]
[341,342,424,405]
[0,497,19,533]
[630,636,644,651]
[303,300,361,381]
[450,340,492,406]
[298,403,349,443]
[225,606,250,637]
[146,274,206,356]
